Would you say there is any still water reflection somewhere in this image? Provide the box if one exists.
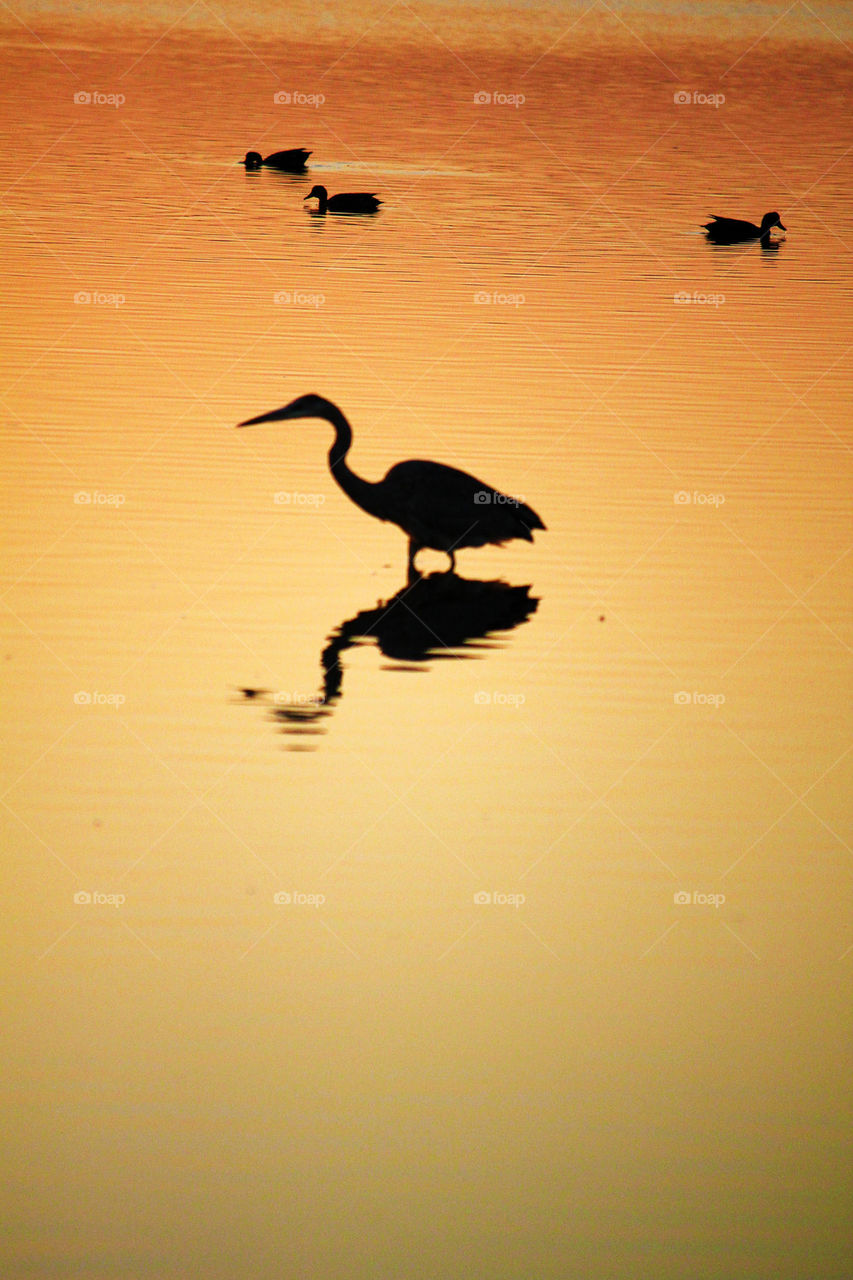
[246,573,540,744]
[1,6,851,1280]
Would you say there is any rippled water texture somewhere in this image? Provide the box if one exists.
[1,4,851,1277]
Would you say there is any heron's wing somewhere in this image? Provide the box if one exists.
[383,460,544,551]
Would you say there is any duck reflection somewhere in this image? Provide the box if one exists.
[240,573,539,747]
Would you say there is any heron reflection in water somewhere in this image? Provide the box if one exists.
[240,573,540,746]
[237,394,546,583]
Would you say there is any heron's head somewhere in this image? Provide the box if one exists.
[760,212,785,233]
[238,393,333,428]
[242,152,263,169]
[305,185,328,201]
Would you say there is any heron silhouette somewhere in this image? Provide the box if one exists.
[703,212,786,244]
[237,394,545,581]
[305,185,381,214]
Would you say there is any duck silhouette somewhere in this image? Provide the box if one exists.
[703,212,786,244]
[242,149,311,172]
[305,185,382,215]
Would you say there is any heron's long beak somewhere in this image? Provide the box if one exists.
[777,220,786,231]
[237,406,293,428]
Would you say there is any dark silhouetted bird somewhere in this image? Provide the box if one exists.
[305,185,381,214]
[703,212,786,243]
[242,149,311,172]
[237,394,545,581]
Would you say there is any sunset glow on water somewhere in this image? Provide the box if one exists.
[1,3,851,1277]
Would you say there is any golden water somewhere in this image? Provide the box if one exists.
[1,8,851,1278]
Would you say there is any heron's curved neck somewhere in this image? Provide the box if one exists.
[326,406,385,520]
[316,190,328,213]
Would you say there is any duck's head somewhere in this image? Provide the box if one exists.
[760,212,786,234]
[242,152,263,169]
[305,185,328,201]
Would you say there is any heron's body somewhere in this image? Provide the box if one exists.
[703,212,786,243]
[242,149,311,171]
[305,185,382,214]
[237,394,544,580]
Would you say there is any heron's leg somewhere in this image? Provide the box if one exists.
[446,550,457,574]
[407,539,422,583]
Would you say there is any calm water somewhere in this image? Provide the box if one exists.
[2,5,851,1278]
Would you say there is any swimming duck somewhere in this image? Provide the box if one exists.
[242,149,311,172]
[305,185,382,215]
[703,212,786,244]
